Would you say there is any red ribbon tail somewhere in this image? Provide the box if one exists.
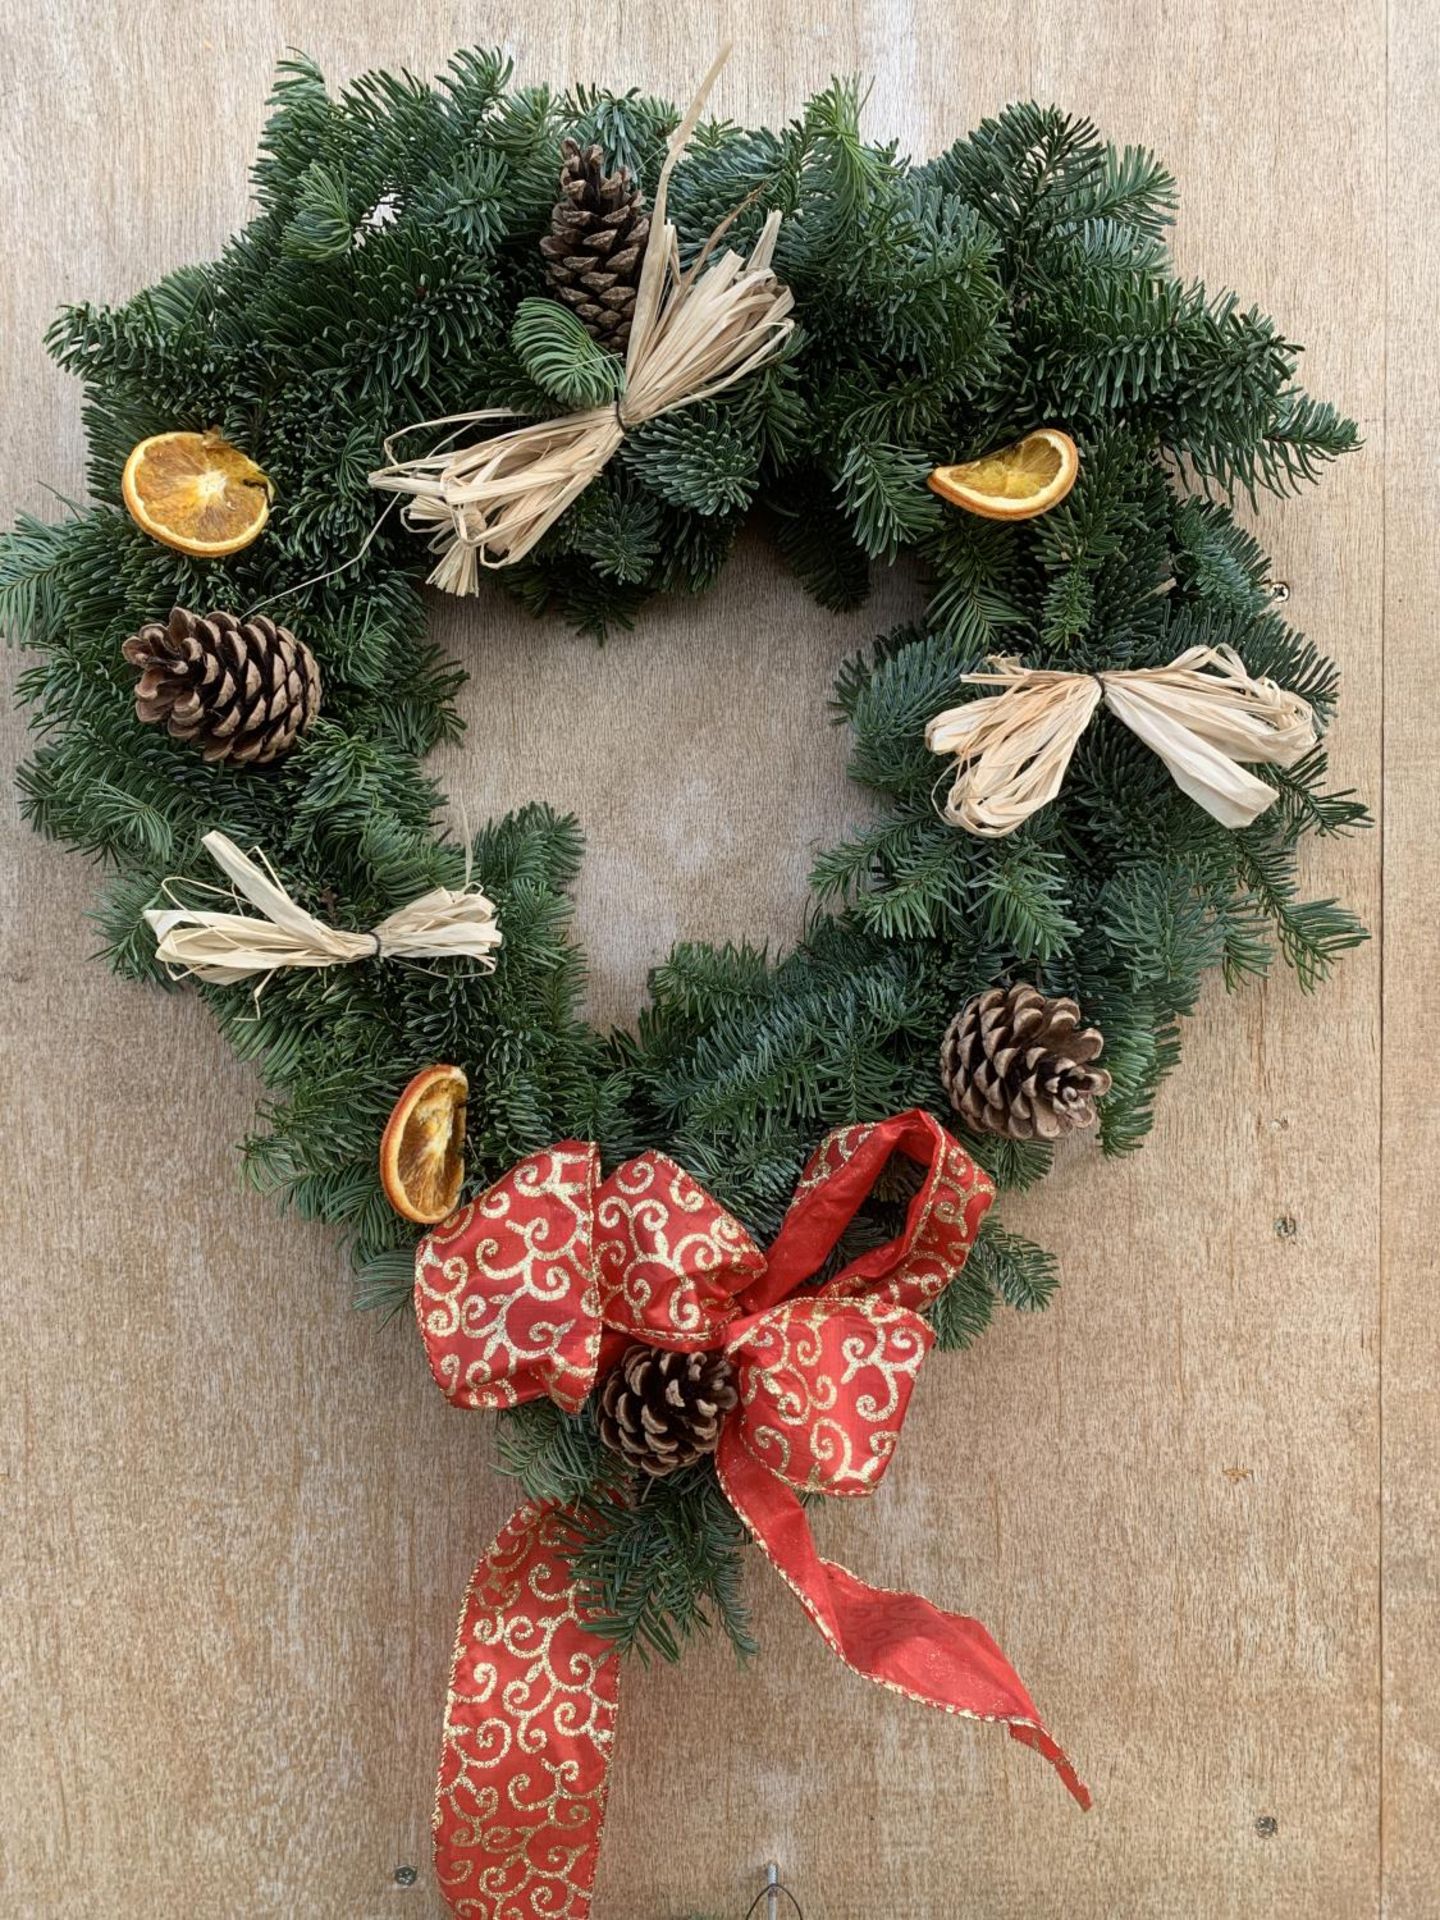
[716,1433,1090,1810]
[435,1501,621,1918]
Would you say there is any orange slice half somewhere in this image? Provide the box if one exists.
[379,1065,469,1224]
[928,429,1079,522]
[121,430,271,556]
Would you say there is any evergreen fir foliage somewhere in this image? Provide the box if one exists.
[1,52,1365,1668]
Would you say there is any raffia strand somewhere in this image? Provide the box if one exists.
[926,645,1317,837]
[367,46,795,590]
[145,831,502,985]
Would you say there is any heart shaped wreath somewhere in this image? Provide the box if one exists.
[2,44,1365,1918]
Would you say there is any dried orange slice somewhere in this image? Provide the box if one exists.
[379,1065,468,1224]
[121,430,271,556]
[928,429,1079,522]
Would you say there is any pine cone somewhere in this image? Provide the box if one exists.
[539,138,650,353]
[596,1344,738,1478]
[940,984,1112,1142]
[122,607,321,766]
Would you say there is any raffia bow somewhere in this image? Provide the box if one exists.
[926,644,1317,838]
[416,1110,1087,1919]
[145,830,501,984]
[368,48,795,591]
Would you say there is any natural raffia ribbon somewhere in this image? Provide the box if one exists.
[368,47,795,591]
[145,830,501,984]
[926,644,1317,837]
[416,1110,1087,1919]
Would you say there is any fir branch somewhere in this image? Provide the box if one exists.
[924,1215,1058,1349]
[624,405,760,517]
[282,160,356,261]
[1233,833,1369,989]
[496,1401,625,1507]
[834,443,943,560]
[511,298,626,410]
[567,1466,758,1665]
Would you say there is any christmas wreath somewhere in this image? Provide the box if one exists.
[2,45,1366,1917]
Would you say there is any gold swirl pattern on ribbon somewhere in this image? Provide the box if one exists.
[742,1111,995,1317]
[416,1145,601,1414]
[436,1502,619,1919]
[727,1296,933,1495]
[813,1124,991,1311]
[593,1152,764,1347]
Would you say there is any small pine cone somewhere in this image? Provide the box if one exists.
[596,1344,739,1479]
[538,137,650,353]
[122,607,321,766]
[940,983,1112,1143]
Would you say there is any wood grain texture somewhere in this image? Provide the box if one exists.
[0,1,1413,1915]
[1382,1,1440,1915]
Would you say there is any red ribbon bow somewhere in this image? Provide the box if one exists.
[415,1109,1087,1918]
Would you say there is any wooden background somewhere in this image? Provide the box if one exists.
[0,1,1430,1914]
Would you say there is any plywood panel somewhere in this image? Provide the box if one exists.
[0,2,1396,1916]
[1382,0,1440,1913]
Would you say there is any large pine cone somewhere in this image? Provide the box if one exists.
[122,607,321,766]
[940,984,1112,1142]
[596,1345,738,1478]
[539,138,650,353]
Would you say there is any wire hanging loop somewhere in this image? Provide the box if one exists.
[368,45,795,592]
[739,1863,805,1920]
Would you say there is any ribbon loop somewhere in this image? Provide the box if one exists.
[748,1107,995,1314]
[593,1153,765,1348]
[726,1295,933,1496]
[1100,643,1315,827]
[416,1143,601,1413]
[925,665,1102,838]
[416,1145,765,1411]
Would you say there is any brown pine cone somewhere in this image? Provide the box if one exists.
[122,607,321,766]
[596,1344,738,1478]
[538,138,650,353]
[940,983,1112,1142]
